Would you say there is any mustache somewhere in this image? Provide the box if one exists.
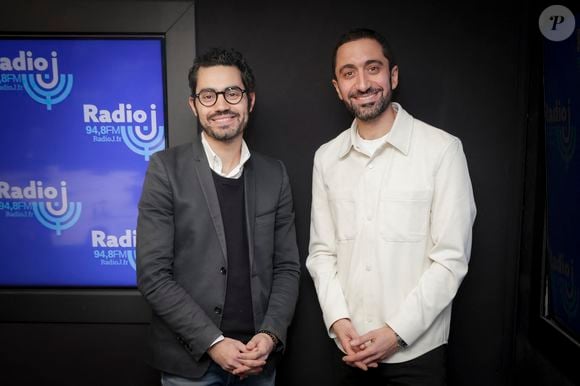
[208,110,239,120]
[349,87,383,98]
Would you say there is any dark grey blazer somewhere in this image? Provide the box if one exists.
[136,138,301,378]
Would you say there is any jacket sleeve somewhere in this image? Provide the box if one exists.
[386,139,477,345]
[136,153,222,361]
[258,160,301,348]
[305,151,351,336]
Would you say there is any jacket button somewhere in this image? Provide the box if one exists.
[220,267,227,274]
[214,307,222,315]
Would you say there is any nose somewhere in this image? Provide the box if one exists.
[355,72,370,92]
[213,93,230,110]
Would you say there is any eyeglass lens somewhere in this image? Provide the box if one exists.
[197,87,244,106]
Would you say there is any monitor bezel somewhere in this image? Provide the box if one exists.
[0,0,196,323]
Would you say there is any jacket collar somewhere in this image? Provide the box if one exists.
[338,102,413,158]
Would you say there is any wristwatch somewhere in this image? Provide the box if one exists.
[257,329,279,347]
[394,332,408,349]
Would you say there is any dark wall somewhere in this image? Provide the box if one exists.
[192,1,528,385]
[1,0,577,385]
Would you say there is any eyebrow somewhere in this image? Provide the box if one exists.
[365,60,384,67]
[197,85,242,93]
[337,59,384,73]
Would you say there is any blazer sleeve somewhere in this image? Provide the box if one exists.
[136,153,222,361]
[258,160,301,348]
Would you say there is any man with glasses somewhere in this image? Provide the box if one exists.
[306,28,476,385]
[137,48,300,386]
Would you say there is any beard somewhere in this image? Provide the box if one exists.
[200,110,248,142]
[344,86,392,121]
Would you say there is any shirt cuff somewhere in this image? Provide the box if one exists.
[209,335,225,348]
[386,314,418,347]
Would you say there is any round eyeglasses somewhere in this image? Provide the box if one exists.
[194,86,247,107]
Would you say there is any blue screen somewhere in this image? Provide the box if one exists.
[0,37,166,287]
[543,23,580,341]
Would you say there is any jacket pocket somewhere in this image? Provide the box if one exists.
[379,190,431,242]
[329,189,356,241]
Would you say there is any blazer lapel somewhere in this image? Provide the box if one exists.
[192,140,227,262]
[244,158,256,269]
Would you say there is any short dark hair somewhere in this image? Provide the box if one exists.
[332,28,397,79]
[188,48,255,96]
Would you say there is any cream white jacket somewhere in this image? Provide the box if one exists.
[306,103,476,363]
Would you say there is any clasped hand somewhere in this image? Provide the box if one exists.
[208,333,275,378]
[330,319,399,371]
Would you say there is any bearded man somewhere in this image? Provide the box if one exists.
[137,48,300,386]
[306,28,476,386]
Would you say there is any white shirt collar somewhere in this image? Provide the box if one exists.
[339,102,412,158]
[201,132,251,179]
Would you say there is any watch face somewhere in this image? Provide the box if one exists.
[396,334,407,348]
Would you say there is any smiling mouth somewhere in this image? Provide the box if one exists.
[209,113,238,124]
[351,90,381,103]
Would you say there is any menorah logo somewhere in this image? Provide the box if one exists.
[127,249,137,271]
[560,273,579,317]
[548,248,579,318]
[553,261,579,318]
[558,118,576,166]
[120,104,165,160]
[30,181,82,235]
[20,51,73,111]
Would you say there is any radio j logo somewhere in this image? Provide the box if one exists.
[91,229,137,270]
[83,103,165,160]
[548,247,579,320]
[0,50,74,110]
[545,99,576,166]
[0,180,82,235]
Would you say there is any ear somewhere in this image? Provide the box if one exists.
[188,97,198,117]
[331,79,344,101]
[390,65,399,90]
[248,92,256,112]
